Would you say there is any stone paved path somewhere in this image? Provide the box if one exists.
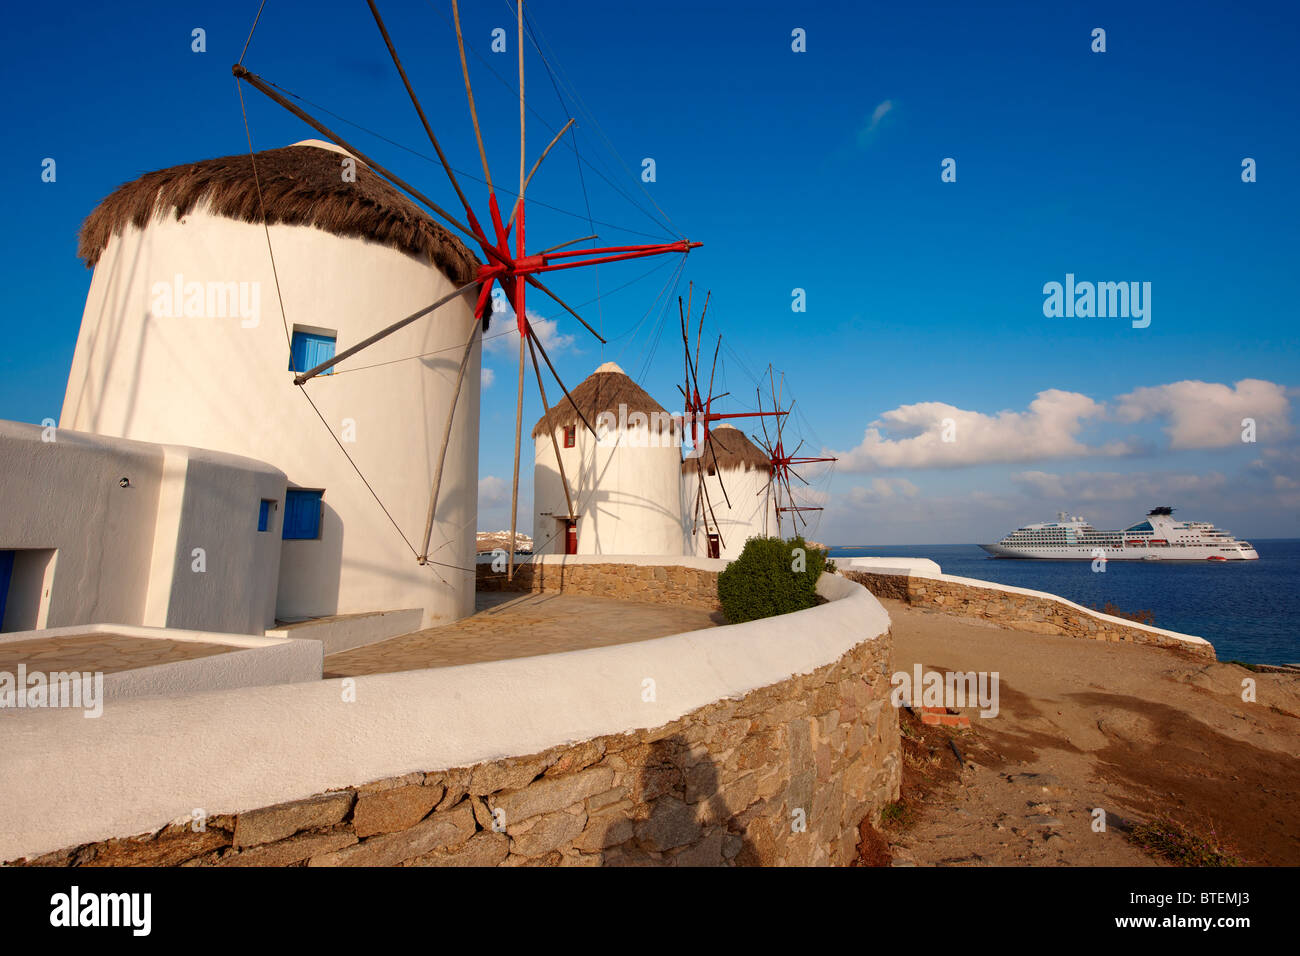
[0,634,236,676]
[323,592,722,677]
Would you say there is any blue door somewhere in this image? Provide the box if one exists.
[283,490,323,540]
[0,550,14,629]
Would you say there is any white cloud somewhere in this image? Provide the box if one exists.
[481,367,495,388]
[1114,378,1291,449]
[834,378,1293,472]
[845,478,920,505]
[1010,469,1228,502]
[835,389,1121,471]
[789,486,831,507]
[485,302,576,357]
[478,475,508,508]
[858,99,894,144]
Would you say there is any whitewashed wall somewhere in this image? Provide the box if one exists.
[683,461,777,559]
[0,421,284,634]
[62,184,481,628]
[0,571,888,862]
[534,421,686,556]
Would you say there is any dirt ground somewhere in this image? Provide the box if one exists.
[865,598,1300,867]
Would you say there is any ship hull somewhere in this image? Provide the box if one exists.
[979,543,1258,561]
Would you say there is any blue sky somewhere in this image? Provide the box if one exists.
[4,0,1298,544]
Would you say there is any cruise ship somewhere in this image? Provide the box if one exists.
[981,507,1258,561]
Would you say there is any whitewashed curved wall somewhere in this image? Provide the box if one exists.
[61,208,480,627]
[534,424,685,556]
[0,421,285,634]
[683,463,777,559]
[0,571,889,862]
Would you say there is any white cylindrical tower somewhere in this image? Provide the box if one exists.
[683,424,776,559]
[532,362,685,556]
[63,141,483,627]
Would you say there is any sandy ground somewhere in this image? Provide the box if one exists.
[881,598,1300,866]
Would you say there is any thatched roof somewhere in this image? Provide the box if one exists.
[531,362,677,439]
[78,141,480,284]
[683,423,772,474]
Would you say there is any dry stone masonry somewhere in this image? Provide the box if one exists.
[10,629,898,867]
[843,569,1214,658]
[477,561,722,611]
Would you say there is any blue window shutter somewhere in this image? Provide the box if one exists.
[290,331,336,375]
[257,499,271,532]
[283,490,323,540]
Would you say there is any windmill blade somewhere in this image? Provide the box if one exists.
[294,280,478,384]
[507,303,526,582]
[527,332,576,520]
[526,316,598,439]
[451,0,494,195]
[779,468,797,520]
[231,66,500,260]
[516,0,525,216]
[416,312,481,563]
[684,282,695,371]
[694,289,711,379]
[365,0,478,228]
[507,0,527,582]
[756,385,774,454]
[698,462,725,551]
[692,465,704,534]
[680,294,702,389]
[679,296,696,401]
[706,333,721,410]
[507,118,576,230]
[524,274,606,344]
[705,435,732,509]
[539,234,598,256]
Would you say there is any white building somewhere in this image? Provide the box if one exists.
[532,362,685,556]
[47,139,483,631]
[683,423,777,559]
[0,421,285,635]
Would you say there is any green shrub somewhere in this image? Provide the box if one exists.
[717,535,828,624]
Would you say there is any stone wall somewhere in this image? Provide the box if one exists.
[477,561,721,611]
[11,630,898,867]
[843,570,1214,659]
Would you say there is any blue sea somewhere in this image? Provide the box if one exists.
[828,539,1300,666]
